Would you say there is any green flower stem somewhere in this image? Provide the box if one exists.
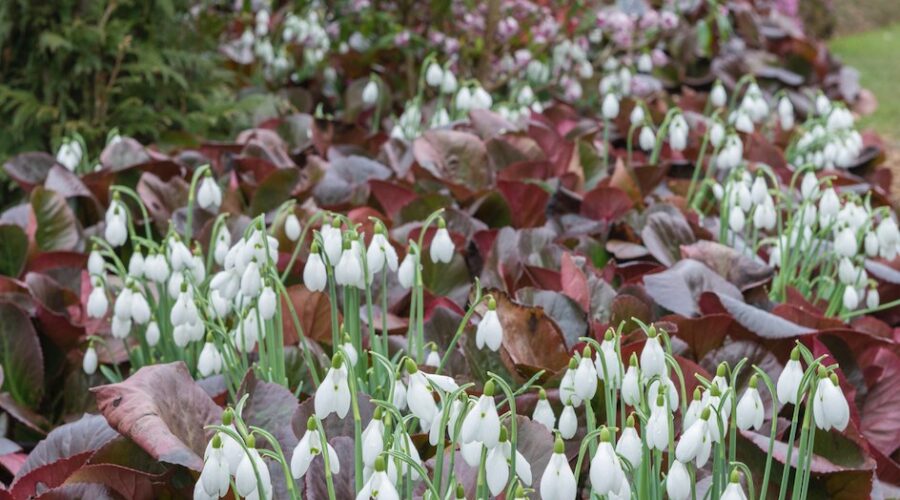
[272,279,320,387]
[752,367,780,500]
[184,164,210,242]
[250,426,300,500]
[648,108,679,166]
[313,417,338,500]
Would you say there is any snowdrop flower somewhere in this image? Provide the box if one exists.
[362,79,379,106]
[441,71,458,94]
[646,395,669,450]
[558,401,577,439]
[335,239,363,288]
[200,434,231,498]
[485,428,512,495]
[639,126,655,151]
[234,437,272,500]
[574,347,598,400]
[668,113,688,151]
[145,321,160,347]
[367,223,398,274]
[648,374,679,411]
[291,417,340,479]
[476,297,503,351]
[56,138,83,171]
[602,94,620,120]
[144,251,169,283]
[429,219,454,263]
[87,280,108,318]
[865,231,880,257]
[258,285,277,320]
[540,438,576,500]
[532,389,556,430]
[722,471,748,500]
[843,286,859,310]
[127,249,145,279]
[425,62,443,87]
[710,122,725,148]
[197,174,222,211]
[83,344,98,375]
[559,359,582,408]
[516,85,535,107]
[867,287,880,309]
[621,354,641,406]
[104,203,128,247]
[405,361,439,431]
[590,428,624,495]
[616,416,642,469]
[596,330,622,388]
[813,370,849,432]
[677,407,710,464]
[130,290,151,324]
[320,220,344,266]
[816,94,832,116]
[391,379,407,411]
[800,171,819,200]
[777,348,804,405]
[455,87,473,111]
[729,205,746,233]
[630,105,644,126]
[315,353,351,419]
[736,375,765,431]
[472,85,493,110]
[818,187,840,225]
[284,213,301,242]
[710,81,727,108]
[397,247,416,289]
[683,388,704,430]
[88,248,105,276]
[356,456,397,500]
[361,411,386,468]
[460,381,501,448]
[303,244,327,292]
[240,259,263,298]
[733,111,754,134]
[111,315,131,339]
[834,227,858,257]
[877,217,900,259]
[637,52,653,72]
[425,346,440,368]
[666,460,691,500]
[778,96,794,130]
[198,341,223,377]
[640,327,666,382]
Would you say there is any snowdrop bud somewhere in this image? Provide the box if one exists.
[602,94,620,120]
[666,460,691,500]
[362,79,379,106]
[88,249,105,276]
[800,172,819,199]
[335,239,363,288]
[778,96,794,130]
[540,438,576,500]
[398,248,416,289]
[425,347,440,368]
[145,321,160,346]
[455,87,473,111]
[235,440,272,499]
[111,315,131,338]
[639,126,655,151]
[476,297,503,351]
[198,341,222,377]
[83,345,98,375]
[558,402,577,439]
[630,105,644,126]
[429,219,454,263]
[777,348,803,405]
[284,214,301,242]
[425,62,444,87]
[668,114,688,151]
[56,139,83,171]
[734,111,754,134]
[258,286,277,320]
[616,417,642,469]
[622,354,641,406]
[472,86,493,110]
[241,260,262,297]
[574,347,599,400]
[647,395,669,450]
[640,328,666,382]
[130,291,151,324]
[722,470,747,500]
[710,122,725,148]
[842,286,859,310]
[590,428,624,495]
[197,174,222,211]
[867,287,880,309]
[532,389,556,430]
[105,209,128,247]
[864,232,879,257]
[750,177,768,205]
[736,376,764,431]
[441,71,458,94]
[87,281,108,318]
[321,220,344,266]
[392,380,408,411]
[710,81,727,108]
[729,206,746,233]
[303,244,327,292]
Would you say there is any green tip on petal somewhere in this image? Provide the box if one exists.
[656,393,665,407]
[405,358,418,374]
[710,384,721,397]
[484,380,496,397]
[374,455,386,472]
[180,281,188,293]
[553,436,565,454]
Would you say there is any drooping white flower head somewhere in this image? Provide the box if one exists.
[574,347,598,401]
[321,219,344,266]
[813,369,850,432]
[460,381,501,448]
[104,200,128,247]
[425,62,444,87]
[367,223,398,274]
[539,438,576,500]
[558,401,577,440]
[589,428,624,495]
[83,344,98,375]
[315,353,351,419]
[199,434,231,498]
[198,341,223,378]
[397,246,416,289]
[616,417,642,469]
[303,244,328,292]
[646,394,669,451]
[721,471,749,500]
[362,79,380,106]
[335,238,363,288]
[532,389,556,430]
[736,375,765,431]
[284,213,302,242]
[621,354,641,407]
[640,327,666,382]
[596,329,622,388]
[291,417,341,479]
[87,278,109,319]
[429,219,454,263]
[710,81,727,108]
[234,439,272,500]
[475,297,503,351]
[197,174,222,211]
[602,93,620,120]
[356,456,398,500]
[666,460,691,500]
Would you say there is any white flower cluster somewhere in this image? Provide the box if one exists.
[790,97,863,170]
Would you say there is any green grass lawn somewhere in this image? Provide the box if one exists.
[830,23,900,144]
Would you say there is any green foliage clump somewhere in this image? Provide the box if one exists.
[0,0,249,158]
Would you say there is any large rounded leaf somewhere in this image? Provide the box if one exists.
[413,130,492,196]
[0,302,44,407]
[30,187,83,252]
[92,362,222,471]
[0,225,27,277]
